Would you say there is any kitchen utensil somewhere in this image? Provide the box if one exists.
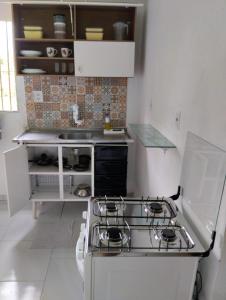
[61,48,72,57]
[73,164,89,172]
[21,68,46,74]
[74,184,91,197]
[79,154,91,166]
[46,47,58,57]
[73,148,79,165]
[36,153,53,166]
[113,21,129,40]
[20,50,42,57]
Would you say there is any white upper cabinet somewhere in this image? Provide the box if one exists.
[74,4,139,77]
[74,41,135,77]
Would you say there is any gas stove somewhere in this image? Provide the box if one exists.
[76,132,226,300]
[89,196,203,255]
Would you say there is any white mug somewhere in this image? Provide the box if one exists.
[46,47,58,57]
[61,48,72,57]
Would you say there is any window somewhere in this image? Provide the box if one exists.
[0,20,17,111]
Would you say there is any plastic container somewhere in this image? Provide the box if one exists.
[85,27,104,40]
[24,30,43,39]
[54,22,66,31]
[53,14,66,23]
[54,31,66,39]
[86,32,103,40]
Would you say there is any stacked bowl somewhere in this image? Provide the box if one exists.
[53,14,66,39]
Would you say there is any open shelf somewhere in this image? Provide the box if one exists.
[13,4,75,75]
[75,5,135,41]
[17,56,74,61]
[16,38,74,42]
[63,192,90,202]
[29,164,59,175]
[63,169,92,175]
[30,185,60,201]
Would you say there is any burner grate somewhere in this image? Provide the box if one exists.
[93,196,177,221]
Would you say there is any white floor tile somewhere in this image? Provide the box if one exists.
[0,226,8,240]
[0,241,51,281]
[60,202,87,223]
[37,202,64,223]
[51,248,75,259]
[0,204,12,227]
[2,217,57,242]
[0,282,43,300]
[41,258,83,300]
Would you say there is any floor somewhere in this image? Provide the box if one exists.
[0,201,86,300]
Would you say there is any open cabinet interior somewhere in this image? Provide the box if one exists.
[13,4,74,75]
[75,5,136,41]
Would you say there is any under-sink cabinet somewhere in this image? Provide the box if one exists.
[4,143,94,218]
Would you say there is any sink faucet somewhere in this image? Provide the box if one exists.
[71,104,83,125]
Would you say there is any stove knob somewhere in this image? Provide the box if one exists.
[82,211,87,220]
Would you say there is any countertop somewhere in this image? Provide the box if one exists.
[13,129,134,144]
[129,124,176,148]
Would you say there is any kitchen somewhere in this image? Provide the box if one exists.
[0,0,226,300]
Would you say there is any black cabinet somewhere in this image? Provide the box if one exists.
[94,144,127,197]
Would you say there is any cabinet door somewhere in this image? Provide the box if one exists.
[74,41,135,77]
[3,145,30,216]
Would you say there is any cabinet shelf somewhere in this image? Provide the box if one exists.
[29,164,59,175]
[63,192,90,202]
[17,56,74,61]
[63,169,92,176]
[30,186,60,201]
[15,38,74,43]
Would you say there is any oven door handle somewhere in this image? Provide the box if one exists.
[76,224,86,279]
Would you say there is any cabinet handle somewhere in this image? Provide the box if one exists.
[78,65,82,73]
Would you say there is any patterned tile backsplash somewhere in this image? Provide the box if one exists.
[24,76,127,129]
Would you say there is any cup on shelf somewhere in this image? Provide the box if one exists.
[61,48,72,57]
[46,47,58,57]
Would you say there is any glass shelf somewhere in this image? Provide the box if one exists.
[129,124,176,148]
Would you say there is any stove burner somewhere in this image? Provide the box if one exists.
[107,227,122,242]
[99,226,129,248]
[150,202,163,214]
[161,229,176,242]
[106,202,117,213]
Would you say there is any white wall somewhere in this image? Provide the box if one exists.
[127,0,226,298]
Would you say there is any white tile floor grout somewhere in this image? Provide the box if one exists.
[0,201,85,300]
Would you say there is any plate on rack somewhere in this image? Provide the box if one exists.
[21,68,46,74]
[20,50,42,57]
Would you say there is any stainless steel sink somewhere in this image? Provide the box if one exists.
[58,132,93,140]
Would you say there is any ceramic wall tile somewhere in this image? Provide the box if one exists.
[24,75,127,129]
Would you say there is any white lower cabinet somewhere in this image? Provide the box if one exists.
[91,257,198,300]
[4,143,94,217]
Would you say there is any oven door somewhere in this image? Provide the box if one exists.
[76,223,86,280]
